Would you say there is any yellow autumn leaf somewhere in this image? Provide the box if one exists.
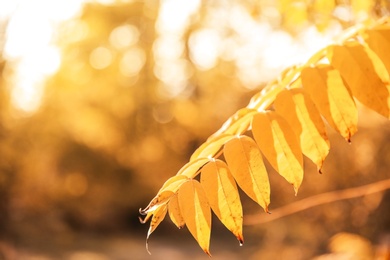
[211,108,258,138]
[168,193,185,229]
[190,134,235,161]
[140,175,188,214]
[248,66,303,111]
[252,111,303,194]
[365,26,390,74]
[327,42,390,118]
[145,204,168,255]
[159,174,189,192]
[274,88,330,172]
[178,180,212,256]
[177,157,209,178]
[247,81,279,111]
[301,65,358,142]
[200,159,244,244]
[223,136,270,211]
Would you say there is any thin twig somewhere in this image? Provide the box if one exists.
[244,178,390,226]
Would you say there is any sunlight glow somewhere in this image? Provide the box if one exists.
[89,47,113,70]
[156,0,201,34]
[120,47,146,77]
[1,0,85,114]
[0,1,17,21]
[109,24,139,50]
[186,3,342,89]
[153,36,184,61]
[189,29,221,70]
[11,79,45,113]
[153,0,200,99]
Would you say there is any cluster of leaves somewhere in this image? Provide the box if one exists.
[139,18,390,255]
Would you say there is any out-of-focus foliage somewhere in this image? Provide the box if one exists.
[0,0,389,259]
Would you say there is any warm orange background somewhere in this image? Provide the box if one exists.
[0,1,389,259]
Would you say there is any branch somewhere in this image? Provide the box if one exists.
[244,178,390,226]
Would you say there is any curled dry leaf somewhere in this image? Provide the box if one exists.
[224,136,270,212]
[178,179,212,256]
[252,111,303,194]
[301,65,358,142]
[274,88,330,172]
[200,159,244,244]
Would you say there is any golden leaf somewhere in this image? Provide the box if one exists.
[365,26,390,74]
[210,108,258,138]
[145,204,168,254]
[223,136,270,211]
[168,193,185,229]
[178,180,212,256]
[327,42,390,118]
[247,81,279,111]
[190,134,234,161]
[274,88,330,172]
[140,175,188,214]
[301,65,358,142]
[200,159,244,244]
[248,66,303,111]
[177,158,209,178]
[252,111,303,194]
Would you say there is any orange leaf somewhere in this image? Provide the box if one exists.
[168,193,185,229]
[366,26,390,74]
[140,175,188,214]
[274,88,330,172]
[190,134,235,161]
[177,158,209,178]
[211,108,258,138]
[252,111,303,194]
[223,136,270,211]
[301,65,358,142]
[200,159,244,244]
[178,180,212,256]
[146,204,168,254]
[327,42,390,118]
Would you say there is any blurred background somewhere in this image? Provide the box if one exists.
[0,0,389,259]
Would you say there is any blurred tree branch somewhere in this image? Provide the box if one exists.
[244,178,390,225]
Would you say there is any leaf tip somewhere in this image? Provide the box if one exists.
[146,238,152,255]
[294,185,299,196]
[238,236,244,246]
[139,207,146,215]
[139,216,146,224]
[347,132,352,144]
[204,249,212,257]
